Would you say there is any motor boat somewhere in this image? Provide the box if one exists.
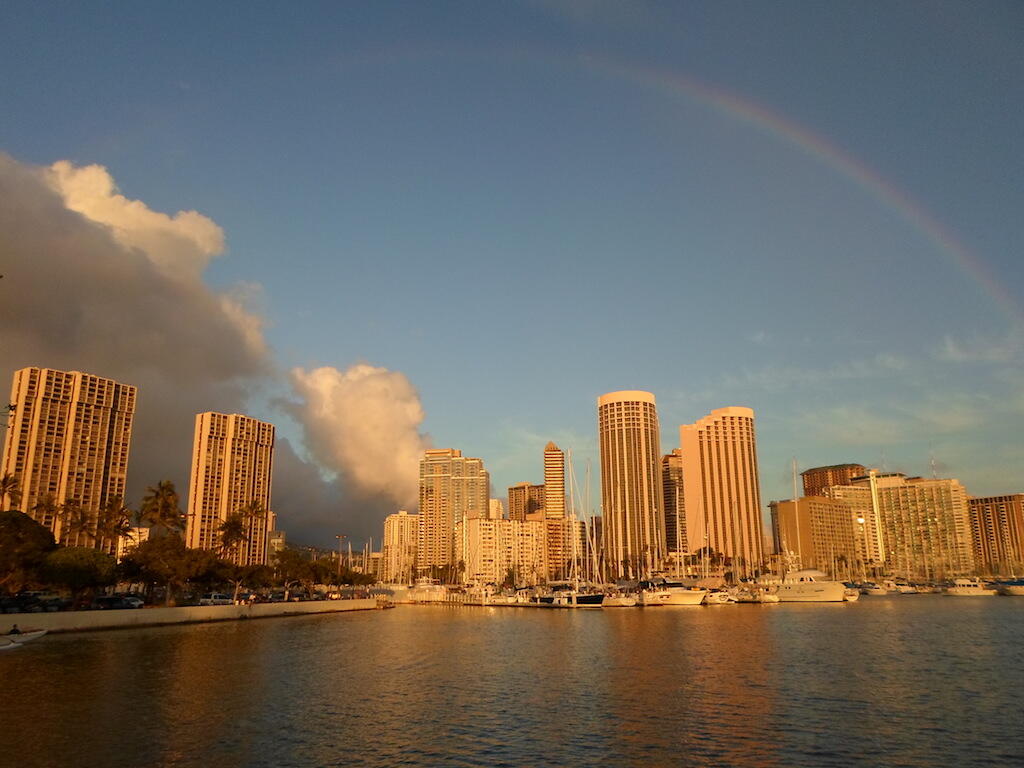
[602,593,638,607]
[995,579,1024,596]
[732,585,779,603]
[1,628,47,648]
[704,590,736,604]
[775,570,848,602]
[535,582,605,608]
[635,579,706,606]
[859,582,888,596]
[945,578,997,596]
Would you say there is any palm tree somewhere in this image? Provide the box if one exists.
[217,514,249,558]
[139,480,184,534]
[59,497,94,546]
[96,495,135,554]
[32,493,59,530]
[0,473,21,512]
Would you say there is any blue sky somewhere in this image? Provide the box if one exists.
[2,2,1022,542]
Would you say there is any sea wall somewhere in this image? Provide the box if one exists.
[3,598,380,634]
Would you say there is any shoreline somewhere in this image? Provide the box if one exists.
[3,598,381,635]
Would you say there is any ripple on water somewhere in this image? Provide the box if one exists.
[2,598,1023,767]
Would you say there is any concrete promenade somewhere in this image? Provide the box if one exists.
[4,598,380,634]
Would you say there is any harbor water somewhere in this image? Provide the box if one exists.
[3,597,1022,767]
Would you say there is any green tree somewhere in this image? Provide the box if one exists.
[96,495,135,554]
[217,514,248,559]
[0,510,56,593]
[180,547,224,594]
[273,548,315,599]
[224,563,274,603]
[139,480,184,534]
[0,473,21,512]
[59,498,94,546]
[42,546,116,607]
[121,534,189,605]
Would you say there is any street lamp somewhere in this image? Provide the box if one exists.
[335,534,346,582]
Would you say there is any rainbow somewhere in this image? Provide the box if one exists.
[583,56,1022,327]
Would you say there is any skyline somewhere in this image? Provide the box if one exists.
[1,3,1022,546]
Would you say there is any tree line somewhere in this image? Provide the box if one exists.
[0,475,372,607]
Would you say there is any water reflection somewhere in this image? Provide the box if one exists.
[3,599,1022,767]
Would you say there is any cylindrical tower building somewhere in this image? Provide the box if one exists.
[598,391,665,580]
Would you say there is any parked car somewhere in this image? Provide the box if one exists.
[91,596,135,610]
[4,594,45,613]
[116,594,145,609]
[199,593,232,606]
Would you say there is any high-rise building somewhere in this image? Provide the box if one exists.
[679,406,765,571]
[115,526,150,562]
[801,464,866,497]
[488,498,505,520]
[662,450,686,553]
[185,412,275,566]
[1,367,136,548]
[967,494,1024,576]
[598,390,665,580]
[455,516,549,587]
[418,448,489,578]
[543,442,565,519]
[383,509,419,583]
[544,516,586,580]
[769,496,858,576]
[514,517,548,586]
[507,481,545,521]
[824,471,974,579]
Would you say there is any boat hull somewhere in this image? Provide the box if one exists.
[602,596,637,607]
[5,629,47,644]
[776,582,847,602]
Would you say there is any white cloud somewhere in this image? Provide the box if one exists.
[288,364,430,509]
[47,160,224,278]
[719,353,910,393]
[0,152,271,503]
[934,330,1022,364]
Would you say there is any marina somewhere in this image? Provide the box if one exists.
[3,597,1021,767]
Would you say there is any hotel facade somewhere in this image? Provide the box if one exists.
[1,367,136,549]
[383,509,419,583]
[967,494,1024,576]
[417,448,490,577]
[185,412,275,566]
[679,406,765,571]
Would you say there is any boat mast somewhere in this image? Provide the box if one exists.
[792,457,802,571]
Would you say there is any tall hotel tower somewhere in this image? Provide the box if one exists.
[418,449,489,578]
[186,412,275,566]
[679,407,765,570]
[597,391,666,579]
[1,367,136,547]
[543,441,565,519]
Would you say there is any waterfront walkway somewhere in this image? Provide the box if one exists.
[4,598,380,634]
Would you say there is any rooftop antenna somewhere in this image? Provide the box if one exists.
[929,443,938,479]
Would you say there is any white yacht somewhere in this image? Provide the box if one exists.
[944,578,997,596]
[775,570,849,602]
[636,579,706,606]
